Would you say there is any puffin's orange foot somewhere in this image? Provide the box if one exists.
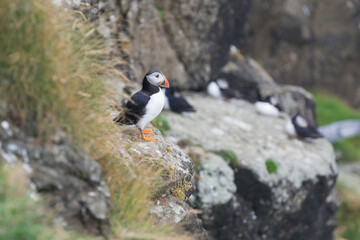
[142,129,154,134]
[142,135,157,142]
[141,130,157,142]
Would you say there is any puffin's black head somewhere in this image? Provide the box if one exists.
[144,68,169,88]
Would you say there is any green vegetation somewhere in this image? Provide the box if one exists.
[213,149,238,167]
[193,157,203,172]
[171,181,192,201]
[0,165,48,240]
[265,158,277,174]
[156,7,164,19]
[151,114,171,135]
[313,91,360,239]
[0,0,186,239]
[312,91,360,163]
[335,183,360,240]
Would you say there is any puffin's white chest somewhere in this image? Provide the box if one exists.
[163,89,170,110]
[285,118,297,136]
[136,89,165,129]
[207,82,222,99]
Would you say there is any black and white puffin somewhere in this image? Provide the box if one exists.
[206,78,240,100]
[163,86,196,114]
[113,68,169,142]
[285,114,323,139]
[255,96,282,117]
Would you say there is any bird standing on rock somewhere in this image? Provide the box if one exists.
[207,78,240,101]
[285,114,323,140]
[113,68,169,142]
[163,86,196,114]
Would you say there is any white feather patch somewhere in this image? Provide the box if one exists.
[285,118,297,136]
[207,82,222,99]
[136,89,165,130]
[255,102,280,117]
[295,115,308,128]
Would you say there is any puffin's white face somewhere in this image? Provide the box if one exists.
[216,79,229,89]
[269,96,278,106]
[146,71,169,88]
[295,115,308,128]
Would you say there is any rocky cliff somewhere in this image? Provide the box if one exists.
[97,0,250,89]
[94,0,340,239]
[0,0,343,239]
[243,0,360,108]
[98,0,360,108]
[162,94,338,240]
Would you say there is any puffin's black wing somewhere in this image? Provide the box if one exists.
[168,96,196,113]
[220,88,240,99]
[114,91,150,125]
[295,124,323,139]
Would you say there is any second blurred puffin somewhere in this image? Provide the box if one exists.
[163,86,196,114]
[285,114,323,140]
[207,78,240,101]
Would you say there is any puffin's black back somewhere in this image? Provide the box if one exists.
[220,88,239,99]
[165,86,196,113]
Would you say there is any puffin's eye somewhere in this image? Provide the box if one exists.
[156,74,159,78]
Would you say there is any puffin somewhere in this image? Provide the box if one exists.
[113,68,169,142]
[163,86,196,114]
[255,96,282,117]
[207,78,240,100]
[285,114,323,139]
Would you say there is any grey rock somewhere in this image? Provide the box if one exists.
[196,153,237,225]
[0,124,110,235]
[117,125,194,191]
[151,195,208,239]
[163,93,338,240]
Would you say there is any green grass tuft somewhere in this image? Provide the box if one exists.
[151,114,170,135]
[213,149,238,167]
[312,91,360,162]
[156,7,164,19]
[335,183,360,240]
[265,158,277,174]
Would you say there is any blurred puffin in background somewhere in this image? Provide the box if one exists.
[285,114,323,140]
[113,68,169,142]
[255,96,282,117]
[207,78,240,101]
[163,86,196,114]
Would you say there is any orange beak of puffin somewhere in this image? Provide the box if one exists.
[159,76,170,88]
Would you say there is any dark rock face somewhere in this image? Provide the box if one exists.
[0,122,110,235]
[206,170,337,240]
[243,0,360,108]
[98,0,250,89]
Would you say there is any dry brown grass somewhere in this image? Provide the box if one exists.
[0,0,193,239]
